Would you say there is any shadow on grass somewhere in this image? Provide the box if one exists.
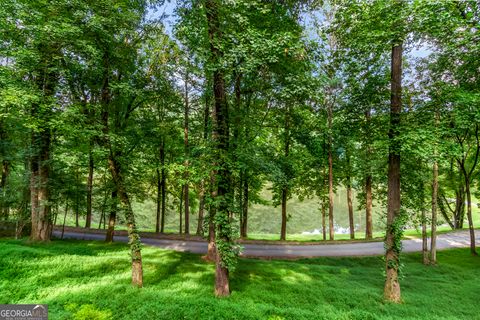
[1,239,479,319]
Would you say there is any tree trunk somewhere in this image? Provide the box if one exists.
[321,165,327,241]
[53,204,58,226]
[346,150,354,239]
[347,184,354,240]
[364,107,374,239]
[197,86,210,236]
[280,107,290,241]
[98,202,105,229]
[206,0,232,296]
[107,155,143,287]
[422,207,428,264]
[206,206,216,261]
[184,184,189,234]
[29,54,56,241]
[17,159,30,237]
[321,198,326,241]
[384,42,402,303]
[327,112,334,241]
[75,176,79,228]
[215,250,229,296]
[205,170,217,262]
[61,202,68,240]
[430,160,438,264]
[85,143,94,228]
[160,138,166,233]
[0,120,9,220]
[156,167,161,233]
[280,187,287,241]
[197,180,205,236]
[105,190,117,242]
[456,123,479,256]
[179,187,183,234]
[421,183,429,265]
[184,71,190,235]
[240,177,248,239]
[30,129,52,241]
[464,177,477,255]
[99,185,108,229]
[438,195,455,229]
[365,175,373,239]
[0,159,9,220]
[101,65,143,285]
[454,184,465,229]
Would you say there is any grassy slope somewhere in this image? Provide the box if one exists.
[0,239,478,320]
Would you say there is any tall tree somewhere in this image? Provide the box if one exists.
[205,0,233,296]
[384,37,403,304]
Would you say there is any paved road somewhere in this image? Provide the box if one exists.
[53,230,479,258]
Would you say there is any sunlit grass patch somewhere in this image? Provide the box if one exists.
[0,239,478,319]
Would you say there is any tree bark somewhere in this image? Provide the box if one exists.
[206,0,232,296]
[17,159,30,237]
[179,187,183,234]
[430,160,438,264]
[422,206,428,264]
[347,183,354,240]
[321,198,327,241]
[197,88,210,236]
[75,171,79,228]
[29,51,56,242]
[0,121,9,220]
[100,58,143,285]
[365,175,373,239]
[240,177,249,239]
[160,138,166,233]
[365,109,373,239]
[106,190,117,242]
[30,128,52,241]
[0,159,9,220]
[346,149,354,239]
[99,182,108,229]
[98,191,106,230]
[184,184,189,234]
[206,205,216,261]
[156,167,161,233]
[321,165,327,241]
[280,187,288,241]
[107,155,143,287]
[464,175,477,255]
[280,107,290,241]
[455,123,479,255]
[384,42,402,303]
[454,184,465,229]
[53,204,58,226]
[61,202,68,240]
[205,170,217,262]
[85,142,94,228]
[184,71,190,235]
[197,181,205,236]
[421,183,429,265]
[327,106,334,241]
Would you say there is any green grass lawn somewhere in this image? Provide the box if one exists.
[0,239,478,319]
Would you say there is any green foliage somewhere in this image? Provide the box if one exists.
[0,0,480,302]
[65,304,112,320]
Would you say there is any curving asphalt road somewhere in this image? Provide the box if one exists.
[52,229,479,258]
